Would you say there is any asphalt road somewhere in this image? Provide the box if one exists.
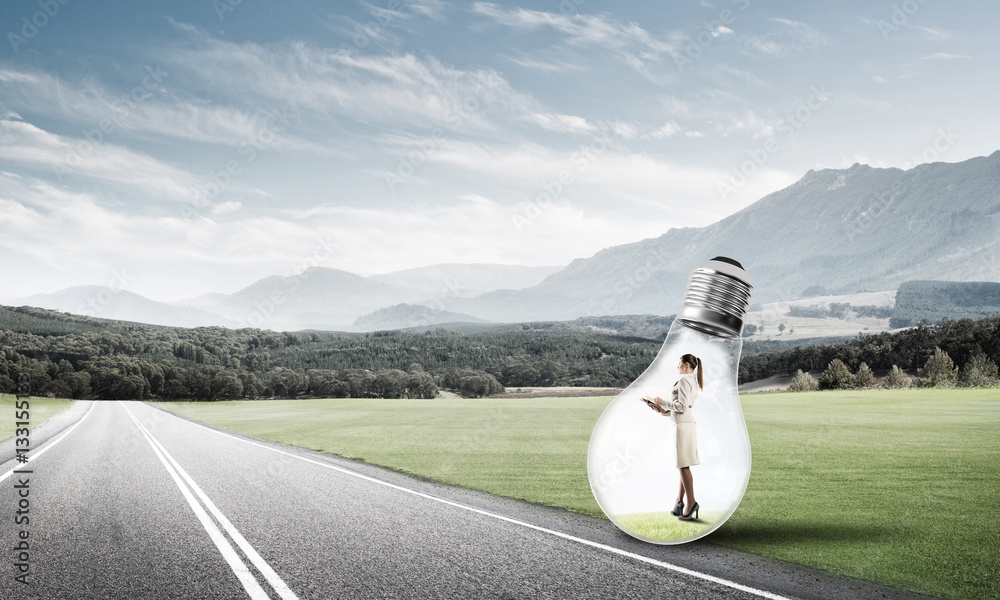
[0,401,938,600]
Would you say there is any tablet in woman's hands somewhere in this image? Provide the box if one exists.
[641,396,664,411]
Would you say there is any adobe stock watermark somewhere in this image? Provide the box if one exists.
[717,85,833,202]
[590,443,639,495]
[843,127,959,244]
[12,374,32,586]
[213,0,243,21]
[53,66,168,181]
[384,71,510,196]
[511,127,614,232]
[898,127,959,169]
[674,0,750,72]
[182,108,292,219]
[875,0,932,40]
[7,0,71,54]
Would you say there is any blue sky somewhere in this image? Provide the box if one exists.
[1,0,997,301]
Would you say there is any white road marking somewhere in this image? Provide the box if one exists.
[122,403,299,600]
[147,403,795,600]
[0,401,96,483]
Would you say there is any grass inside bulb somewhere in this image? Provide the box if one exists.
[587,257,753,544]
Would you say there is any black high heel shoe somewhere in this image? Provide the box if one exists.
[678,502,699,521]
[670,500,684,517]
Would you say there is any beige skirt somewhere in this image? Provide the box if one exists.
[675,422,700,468]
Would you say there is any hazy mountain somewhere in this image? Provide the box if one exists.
[17,286,237,328]
[370,264,563,297]
[212,267,426,330]
[352,303,489,331]
[172,292,229,311]
[207,264,570,330]
[19,264,565,331]
[450,152,1000,321]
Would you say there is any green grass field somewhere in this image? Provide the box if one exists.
[156,388,1000,600]
[615,509,725,541]
[0,395,77,438]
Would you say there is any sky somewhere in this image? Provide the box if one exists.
[1,0,998,302]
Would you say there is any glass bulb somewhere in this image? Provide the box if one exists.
[587,257,754,544]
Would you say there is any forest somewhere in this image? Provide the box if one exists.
[0,305,655,400]
[1,305,998,400]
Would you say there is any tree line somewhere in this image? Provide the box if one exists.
[741,316,1000,385]
[788,345,998,391]
[2,305,998,401]
[0,306,654,400]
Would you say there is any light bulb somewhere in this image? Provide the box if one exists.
[587,257,754,544]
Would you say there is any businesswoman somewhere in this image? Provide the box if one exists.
[650,353,703,520]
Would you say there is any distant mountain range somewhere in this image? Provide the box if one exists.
[12,152,1000,330]
[14,264,561,330]
[19,286,239,328]
[368,263,562,297]
[447,151,1000,320]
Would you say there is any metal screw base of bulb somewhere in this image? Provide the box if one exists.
[676,257,753,339]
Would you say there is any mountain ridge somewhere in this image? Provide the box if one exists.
[18,286,240,329]
[447,152,1000,321]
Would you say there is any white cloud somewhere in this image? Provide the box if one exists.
[406,137,791,224]
[908,24,951,41]
[1,167,686,301]
[715,110,775,139]
[745,18,827,57]
[646,121,681,139]
[610,120,639,139]
[700,63,764,87]
[0,69,41,84]
[773,18,827,48]
[471,3,681,84]
[522,112,598,134]
[0,172,190,271]
[166,27,536,134]
[212,201,243,214]
[0,118,207,203]
[502,53,589,72]
[746,37,784,56]
[0,67,315,150]
[409,0,446,20]
[920,53,970,60]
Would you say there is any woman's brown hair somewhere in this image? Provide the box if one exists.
[681,353,703,390]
